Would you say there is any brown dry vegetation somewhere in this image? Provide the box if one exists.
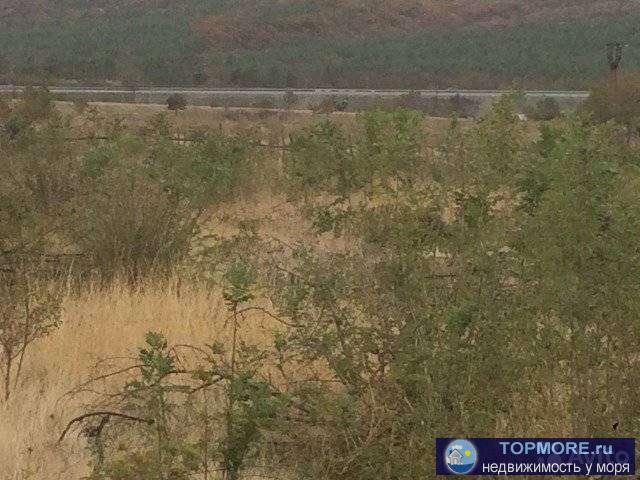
[0,282,281,479]
[0,100,467,479]
[0,100,362,479]
[2,0,635,37]
[191,0,639,48]
[56,101,464,147]
[1,91,638,479]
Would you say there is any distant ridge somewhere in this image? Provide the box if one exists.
[0,1,638,89]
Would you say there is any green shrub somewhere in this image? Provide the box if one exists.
[166,93,188,112]
[283,90,299,109]
[70,131,253,281]
[528,97,561,121]
[56,100,640,480]
[0,264,62,400]
[14,86,54,122]
[287,108,425,199]
[583,73,640,135]
[250,98,276,109]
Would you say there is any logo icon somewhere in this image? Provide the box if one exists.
[445,439,478,474]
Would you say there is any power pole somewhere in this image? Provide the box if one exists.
[606,42,628,81]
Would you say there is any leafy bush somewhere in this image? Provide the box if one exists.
[528,97,561,121]
[166,93,188,112]
[67,265,288,480]
[287,108,425,198]
[14,86,54,122]
[583,73,640,135]
[286,119,354,194]
[71,130,252,281]
[46,97,640,480]
[283,90,299,109]
[0,263,62,400]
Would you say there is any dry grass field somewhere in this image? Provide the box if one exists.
[56,101,466,147]
[0,280,285,479]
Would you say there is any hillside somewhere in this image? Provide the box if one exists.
[0,0,639,88]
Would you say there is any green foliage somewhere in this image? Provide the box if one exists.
[583,73,640,135]
[0,10,203,85]
[1,98,256,283]
[287,119,353,195]
[283,90,299,109]
[67,121,253,281]
[223,261,255,308]
[148,131,253,205]
[527,97,561,121]
[219,13,640,89]
[87,332,193,479]
[2,3,639,88]
[197,97,640,478]
[355,107,425,185]
[70,136,199,281]
[166,93,188,112]
[0,264,62,400]
[287,108,425,200]
[81,325,288,479]
[49,94,640,480]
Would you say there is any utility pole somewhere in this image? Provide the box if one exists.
[606,42,628,81]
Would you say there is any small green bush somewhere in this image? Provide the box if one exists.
[14,86,54,122]
[166,93,188,112]
[583,73,640,136]
[70,131,253,281]
[250,98,276,109]
[283,90,299,109]
[528,97,561,121]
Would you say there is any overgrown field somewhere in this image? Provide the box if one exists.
[1,87,639,479]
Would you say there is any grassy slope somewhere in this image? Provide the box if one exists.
[223,14,640,89]
[0,1,638,92]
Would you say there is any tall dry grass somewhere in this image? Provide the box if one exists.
[55,101,464,149]
[0,279,277,480]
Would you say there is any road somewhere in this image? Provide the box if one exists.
[0,86,590,110]
[0,86,591,98]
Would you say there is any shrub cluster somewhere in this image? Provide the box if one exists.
[63,96,640,479]
[1,99,254,284]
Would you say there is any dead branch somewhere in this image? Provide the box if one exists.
[58,411,152,444]
[235,306,303,328]
[60,364,146,399]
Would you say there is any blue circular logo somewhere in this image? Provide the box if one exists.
[445,439,478,475]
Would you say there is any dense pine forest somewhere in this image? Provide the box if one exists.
[0,0,639,88]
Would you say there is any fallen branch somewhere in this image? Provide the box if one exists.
[58,411,152,444]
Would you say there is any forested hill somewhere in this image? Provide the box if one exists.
[0,0,639,89]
